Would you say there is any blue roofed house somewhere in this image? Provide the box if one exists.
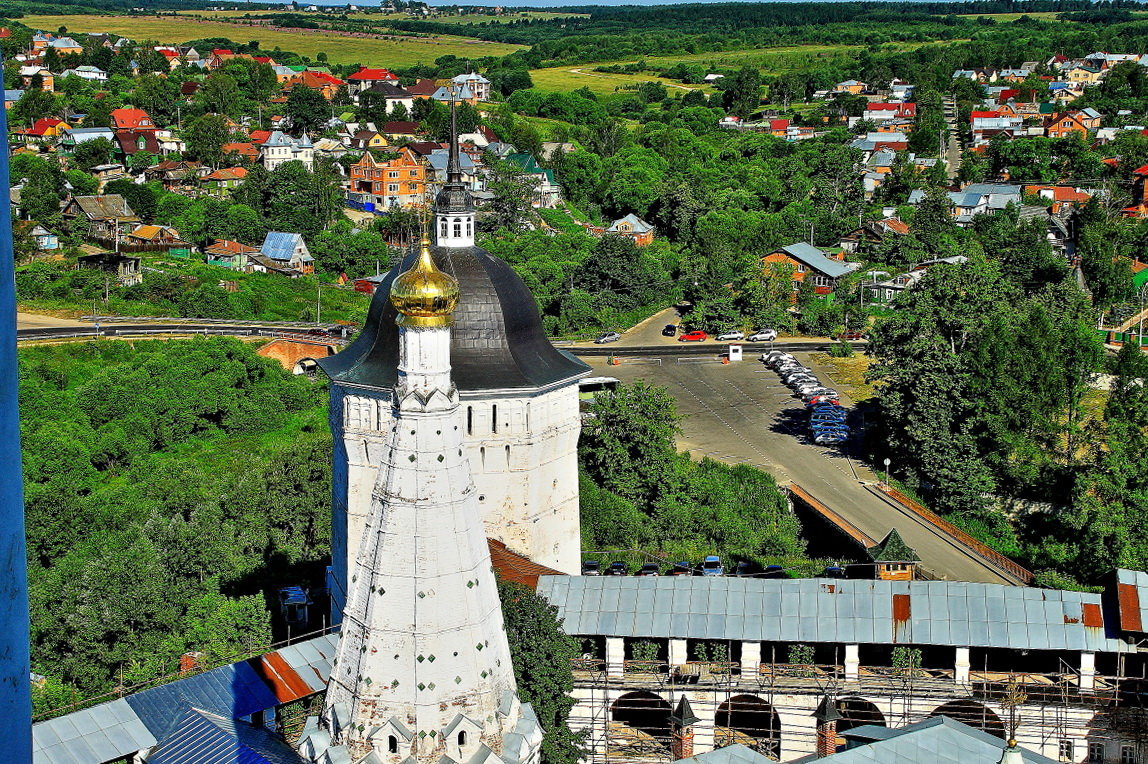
[258,232,314,276]
[762,241,860,297]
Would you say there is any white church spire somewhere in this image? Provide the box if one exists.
[302,240,542,764]
[434,90,476,248]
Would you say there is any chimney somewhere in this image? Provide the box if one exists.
[669,696,700,760]
[812,695,843,758]
[179,651,205,675]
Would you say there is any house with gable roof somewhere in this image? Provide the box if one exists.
[259,231,314,275]
[345,67,399,101]
[762,242,859,296]
[260,131,313,170]
[606,214,655,246]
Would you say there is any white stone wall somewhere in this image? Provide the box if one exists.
[330,382,582,619]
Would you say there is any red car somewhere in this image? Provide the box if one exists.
[678,330,708,342]
[835,330,865,341]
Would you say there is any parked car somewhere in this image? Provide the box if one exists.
[594,331,622,344]
[807,395,840,407]
[762,350,790,365]
[636,563,661,577]
[763,565,786,578]
[823,566,846,579]
[679,330,708,342]
[581,560,601,576]
[733,560,760,577]
[701,555,724,576]
[834,330,865,341]
[748,329,778,342]
[606,561,629,576]
[803,388,838,402]
[668,561,693,576]
[662,324,678,337]
[716,330,745,341]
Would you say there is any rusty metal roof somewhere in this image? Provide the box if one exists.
[536,576,1130,653]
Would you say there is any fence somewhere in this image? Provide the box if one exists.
[873,485,1034,584]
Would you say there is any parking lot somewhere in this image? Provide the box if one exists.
[578,350,1017,585]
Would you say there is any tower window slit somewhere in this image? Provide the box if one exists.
[388,736,398,754]
[492,404,498,433]
[467,406,473,435]
[458,731,467,747]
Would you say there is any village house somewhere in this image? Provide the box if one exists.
[864,255,969,305]
[1062,63,1103,86]
[221,142,259,162]
[201,167,248,196]
[381,121,420,141]
[259,231,314,275]
[838,217,910,255]
[76,251,142,285]
[61,194,140,243]
[452,72,491,102]
[1023,184,1093,215]
[432,84,477,105]
[58,127,115,155]
[406,78,440,99]
[348,129,388,151]
[863,102,917,124]
[125,224,193,256]
[347,147,426,209]
[58,66,107,84]
[908,183,1023,225]
[22,117,69,145]
[145,160,207,191]
[1045,108,1102,139]
[111,108,157,132]
[260,131,314,171]
[605,214,655,246]
[345,67,399,101]
[18,221,58,251]
[970,110,1023,146]
[5,89,23,109]
[18,66,53,91]
[90,164,127,186]
[113,130,160,162]
[205,238,260,269]
[46,36,83,56]
[505,153,561,208]
[762,242,859,295]
[833,79,868,94]
[207,242,261,271]
[285,71,344,101]
[358,81,414,114]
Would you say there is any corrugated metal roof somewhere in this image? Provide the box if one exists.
[124,662,282,742]
[148,707,305,764]
[260,232,312,263]
[535,576,1131,653]
[779,243,857,279]
[675,743,769,764]
[795,717,1057,763]
[33,698,156,764]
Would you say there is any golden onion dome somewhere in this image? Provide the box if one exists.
[389,238,460,327]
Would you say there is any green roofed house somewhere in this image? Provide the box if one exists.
[870,527,920,581]
[505,153,561,208]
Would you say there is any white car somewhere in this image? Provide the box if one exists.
[748,329,778,342]
[716,330,745,341]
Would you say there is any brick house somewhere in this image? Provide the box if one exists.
[762,242,859,295]
[347,147,426,209]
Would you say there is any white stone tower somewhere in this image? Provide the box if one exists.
[318,98,589,621]
[299,238,543,764]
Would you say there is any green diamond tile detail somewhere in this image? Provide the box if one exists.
[418,683,426,691]
[365,677,372,686]
[430,730,436,738]
[417,655,424,663]
[466,580,474,589]
[418,591,426,599]
[481,670,488,678]
[408,454,417,462]
[427,682,435,690]
[428,655,435,662]
[455,676,462,684]
[476,643,484,651]
[437,454,445,463]
[392,680,399,688]
[419,731,427,739]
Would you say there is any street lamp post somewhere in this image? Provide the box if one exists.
[883,457,891,487]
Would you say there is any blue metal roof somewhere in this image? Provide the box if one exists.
[535,576,1130,653]
[799,717,1057,763]
[148,708,305,764]
[675,743,769,764]
[260,232,312,263]
[33,698,156,764]
[124,662,281,742]
[779,243,857,279]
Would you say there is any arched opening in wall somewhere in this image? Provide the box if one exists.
[293,357,318,376]
[715,694,781,758]
[388,735,398,754]
[930,699,1005,739]
[610,691,672,751]
[835,697,885,733]
[505,444,511,469]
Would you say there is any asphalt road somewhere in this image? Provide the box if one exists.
[578,351,1017,585]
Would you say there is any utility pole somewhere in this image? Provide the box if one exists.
[316,280,321,324]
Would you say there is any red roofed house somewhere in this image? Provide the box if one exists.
[1045,108,1102,139]
[203,167,248,196]
[111,108,157,132]
[1124,165,1148,217]
[1023,185,1092,215]
[23,117,69,144]
[285,71,344,101]
[249,130,272,146]
[769,119,790,138]
[406,79,440,99]
[205,238,260,269]
[864,102,917,122]
[346,67,399,101]
[222,142,259,161]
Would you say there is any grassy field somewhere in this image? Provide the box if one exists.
[528,66,713,96]
[174,9,584,23]
[22,14,524,66]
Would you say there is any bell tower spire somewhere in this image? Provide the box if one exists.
[434,88,475,248]
[300,241,543,764]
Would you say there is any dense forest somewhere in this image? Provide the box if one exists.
[20,339,332,712]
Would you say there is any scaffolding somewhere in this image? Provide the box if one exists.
[568,650,1132,764]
